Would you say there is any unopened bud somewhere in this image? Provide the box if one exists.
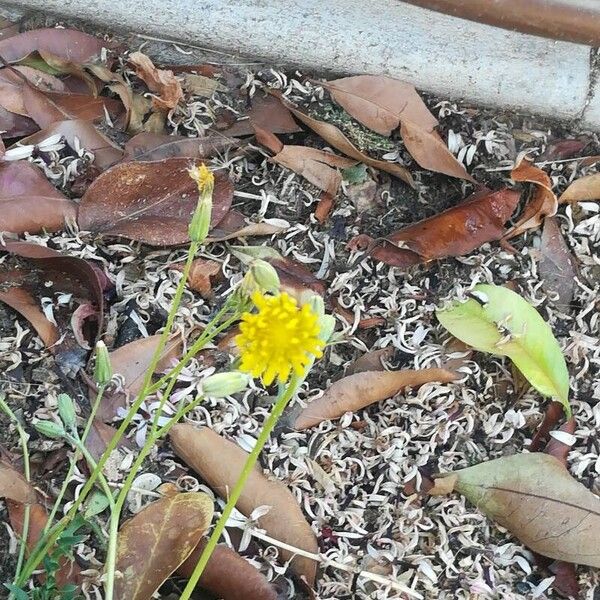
[307,294,325,317]
[188,196,212,243]
[202,371,250,398]
[94,341,112,386]
[250,260,280,294]
[34,420,65,439]
[318,314,336,344]
[57,393,77,433]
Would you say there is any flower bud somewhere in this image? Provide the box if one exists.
[57,393,77,433]
[94,340,112,386]
[307,294,325,317]
[188,196,212,243]
[202,371,250,398]
[318,314,336,344]
[250,260,280,294]
[34,419,65,439]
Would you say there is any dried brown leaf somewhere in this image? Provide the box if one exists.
[207,211,288,242]
[295,368,459,430]
[123,131,237,162]
[505,156,557,238]
[559,172,600,203]
[349,188,519,266]
[115,492,213,600]
[17,118,122,170]
[173,258,221,298]
[271,256,326,300]
[0,104,37,137]
[178,537,278,600]
[539,216,577,308]
[85,419,134,462]
[0,460,36,503]
[323,75,438,135]
[530,401,566,452]
[181,73,226,97]
[78,158,233,245]
[128,51,183,111]
[345,347,395,377]
[275,93,414,186]
[544,418,576,467]
[170,424,319,583]
[0,160,76,234]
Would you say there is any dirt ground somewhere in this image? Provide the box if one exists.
[0,8,599,600]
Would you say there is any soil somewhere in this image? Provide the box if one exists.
[0,7,599,600]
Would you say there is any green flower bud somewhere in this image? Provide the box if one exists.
[202,371,250,398]
[94,340,112,386]
[188,196,212,243]
[307,294,325,317]
[57,393,77,433]
[250,260,280,294]
[34,420,65,439]
[318,314,336,344]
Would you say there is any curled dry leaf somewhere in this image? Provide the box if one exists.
[207,210,288,242]
[505,156,557,238]
[17,118,123,170]
[78,158,233,245]
[123,131,237,162]
[559,172,600,203]
[349,188,519,266]
[115,492,213,600]
[543,418,576,467]
[437,284,570,412]
[539,216,577,309]
[294,368,458,430]
[0,460,36,503]
[170,424,319,583]
[344,347,395,377]
[274,92,414,187]
[128,51,183,111]
[255,125,356,196]
[178,537,278,600]
[322,75,438,135]
[429,453,600,568]
[95,333,184,422]
[181,72,226,97]
[0,28,106,64]
[0,160,77,234]
[173,258,221,298]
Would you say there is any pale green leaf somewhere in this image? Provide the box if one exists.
[436,284,569,412]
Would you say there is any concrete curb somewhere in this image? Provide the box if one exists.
[3,0,600,129]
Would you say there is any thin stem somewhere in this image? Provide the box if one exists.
[178,375,301,600]
[45,387,106,531]
[0,396,31,600]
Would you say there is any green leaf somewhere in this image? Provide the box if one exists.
[429,453,600,567]
[4,583,29,600]
[84,489,111,518]
[436,284,570,413]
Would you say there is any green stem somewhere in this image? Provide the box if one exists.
[45,387,106,531]
[0,396,31,600]
[178,375,302,600]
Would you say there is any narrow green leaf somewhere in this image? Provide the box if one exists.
[436,284,570,413]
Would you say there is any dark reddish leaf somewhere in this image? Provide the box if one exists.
[123,132,237,162]
[178,538,278,600]
[544,419,576,467]
[16,119,122,170]
[530,401,564,452]
[271,256,326,299]
[172,258,221,298]
[85,419,134,462]
[348,188,520,266]
[78,158,233,245]
[0,28,106,64]
[0,17,19,41]
[547,560,580,598]
[0,460,36,503]
[0,160,77,234]
[539,138,589,161]
[0,104,37,137]
[345,347,395,377]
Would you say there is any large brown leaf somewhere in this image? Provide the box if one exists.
[170,424,319,583]
[274,93,414,186]
[123,132,237,162]
[295,368,458,429]
[115,492,213,600]
[128,52,183,111]
[178,538,278,600]
[505,156,557,238]
[429,453,600,568]
[0,161,77,234]
[78,158,233,245]
[322,75,438,135]
[0,28,106,64]
[0,104,37,137]
[0,460,36,503]
[349,188,520,266]
[17,119,122,170]
[255,125,355,196]
[559,172,600,203]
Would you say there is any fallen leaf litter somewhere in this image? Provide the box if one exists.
[0,18,599,600]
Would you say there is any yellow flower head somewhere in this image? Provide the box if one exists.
[188,163,215,194]
[236,292,324,385]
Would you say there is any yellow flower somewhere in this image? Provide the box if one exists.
[188,163,215,195]
[236,292,324,385]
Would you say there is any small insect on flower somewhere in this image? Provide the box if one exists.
[236,292,324,385]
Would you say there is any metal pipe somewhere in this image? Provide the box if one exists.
[400,0,600,46]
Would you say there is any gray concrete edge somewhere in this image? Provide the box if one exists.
[2,0,600,130]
